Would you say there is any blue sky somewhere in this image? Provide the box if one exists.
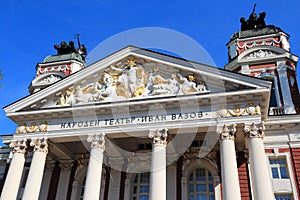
[1,0,300,144]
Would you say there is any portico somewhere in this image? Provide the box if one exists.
[1,46,275,200]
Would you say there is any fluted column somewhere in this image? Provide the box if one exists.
[22,138,48,200]
[218,124,241,200]
[83,134,105,200]
[244,122,275,200]
[148,128,168,200]
[0,139,27,200]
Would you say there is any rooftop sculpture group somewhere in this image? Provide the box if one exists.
[240,4,267,31]
[54,35,87,60]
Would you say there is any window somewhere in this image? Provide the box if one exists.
[269,80,278,107]
[132,172,150,200]
[275,193,293,200]
[189,168,215,200]
[137,143,152,151]
[269,158,289,179]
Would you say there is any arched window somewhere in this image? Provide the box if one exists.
[189,168,215,200]
[132,172,150,200]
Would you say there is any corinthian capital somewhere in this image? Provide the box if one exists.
[148,128,168,145]
[31,138,48,153]
[87,134,105,150]
[9,139,27,154]
[217,124,237,140]
[243,122,265,139]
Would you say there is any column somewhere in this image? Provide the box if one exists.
[244,122,275,200]
[39,161,56,200]
[22,138,48,200]
[0,139,27,200]
[108,157,124,200]
[166,164,176,200]
[148,128,168,200]
[218,124,241,200]
[83,134,105,200]
[55,160,74,200]
[123,176,131,200]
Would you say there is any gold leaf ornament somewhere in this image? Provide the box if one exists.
[16,123,26,134]
[39,121,49,132]
[25,122,38,133]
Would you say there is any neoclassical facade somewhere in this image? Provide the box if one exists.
[1,11,300,200]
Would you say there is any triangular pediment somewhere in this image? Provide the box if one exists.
[5,46,271,115]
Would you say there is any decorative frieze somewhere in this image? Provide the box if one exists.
[30,138,48,153]
[9,139,27,154]
[217,124,237,140]
[236,38,280,50]
[87,134,105,150]
[243,122,265,139]
[148,128,168,145]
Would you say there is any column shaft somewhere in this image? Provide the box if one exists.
[249,137,274,199]
[220,139,241,200]
[0,140,27,200]
[83,134,105,200]
[22,138,48,200]
[218,124,241,200]
[1,153,25,200]
[150,144,166,200]
[149,129,168,200]
[245,123,275,200]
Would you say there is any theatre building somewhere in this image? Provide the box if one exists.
[0,11,300,200]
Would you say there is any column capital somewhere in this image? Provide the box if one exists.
[148,128,168,145]
[109,157,124,170]
[9,139,27,154]
[30,138,48,153]
[243,122,265,139]
[87,134,105,150]
[59,160,74,171]
[217,124,236,140]
[45,160,56,170]
[77,154,89,167]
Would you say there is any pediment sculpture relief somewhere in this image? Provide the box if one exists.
[39,74,62,84]
[245,49,277,59]
[57,57,209,107]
